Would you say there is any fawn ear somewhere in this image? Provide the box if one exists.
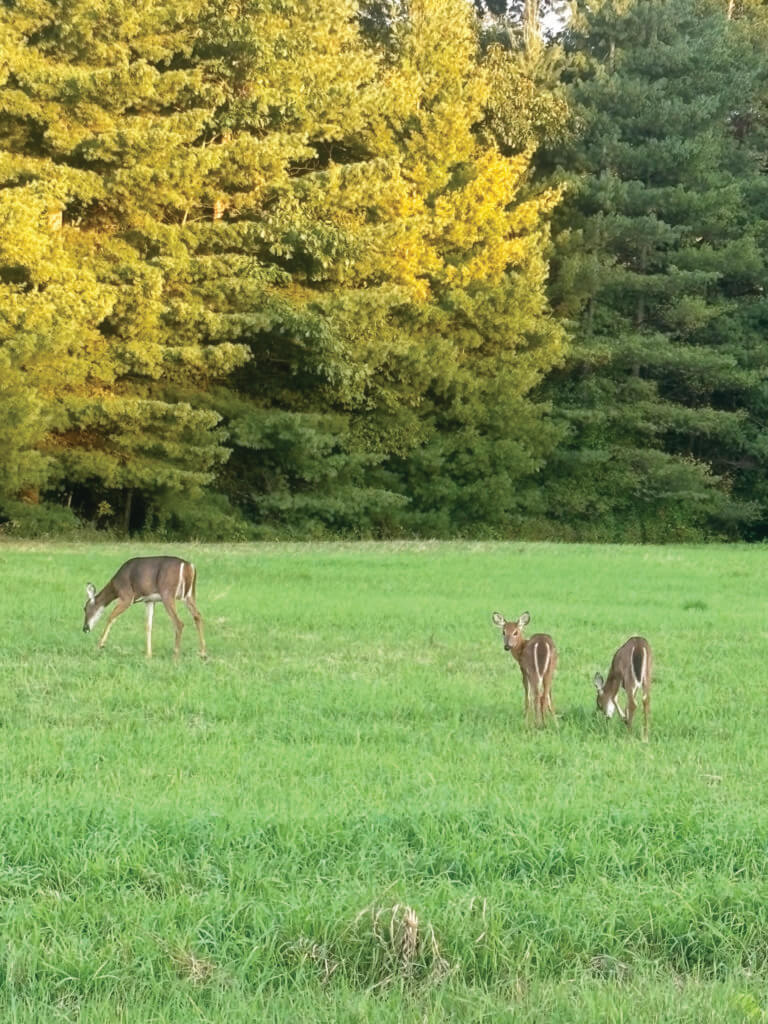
[593,672,604,692]
[86,583,96,601]
[517,612,530,627]
[491,612,505,628]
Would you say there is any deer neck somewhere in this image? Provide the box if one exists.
[96,581,118,609]
[509,637,528,665]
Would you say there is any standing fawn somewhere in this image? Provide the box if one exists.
[491,611,557,725]
[594,636,652,741]
[83,556,206,659]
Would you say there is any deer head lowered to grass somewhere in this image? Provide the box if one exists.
[83,556,206,659]
[594,636,652,741]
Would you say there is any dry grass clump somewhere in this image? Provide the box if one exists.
[286,903,452,991]
[170,948,216,985]
[353,903,452,989]
[291,937,341,984]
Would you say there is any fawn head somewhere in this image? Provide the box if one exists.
[491,611,530,654]
[593,672,618,718]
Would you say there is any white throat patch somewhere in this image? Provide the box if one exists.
[86,604,105,630]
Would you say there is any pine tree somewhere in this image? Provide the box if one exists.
[0,0,250,530]
[0,0,567,536]
[538,0,768,540]
[351,0,567,532]
[203,0,567,534]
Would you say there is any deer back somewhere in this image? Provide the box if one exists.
[518,633,557,683]
[609,636,652,694]
[112,556,192,602]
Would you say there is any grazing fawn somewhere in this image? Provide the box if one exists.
[83,556,206,659]
[491,611,557,725]
[594,636,652,741]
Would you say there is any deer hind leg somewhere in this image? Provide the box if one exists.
[526,676,537,724]
[522,681,535,726]
[184,595,206,658]
[542,664,556,719]
[543,682,557,726]
[625,686,638,733]
[545,688,556,717]
[161,597,185,658]
[534,642,554,726]
[642,685,650,743]
[98,599,132,650]
[534,680,545,727]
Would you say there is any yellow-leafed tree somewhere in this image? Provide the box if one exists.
[0,0,565,535]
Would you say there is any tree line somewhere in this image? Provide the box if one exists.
[1,0,766,541]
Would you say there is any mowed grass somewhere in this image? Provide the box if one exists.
[0,540,767,1022]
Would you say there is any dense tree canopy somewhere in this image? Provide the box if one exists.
[0,0,766,540]
[539,0,768,540]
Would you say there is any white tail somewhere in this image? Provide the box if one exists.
[492,611,558,725]
[83,556,206,659]
[594,636,652,741]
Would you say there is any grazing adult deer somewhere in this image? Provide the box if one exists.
[594,636,652,741]
[83,556,206,659]
[491,611,557,725]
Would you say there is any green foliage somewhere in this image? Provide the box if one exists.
[0,0,251,524]
[220,403,408,537]
[0,0,566,537]
[537,0,768,540]
[384,391,561,535]
[145,491,255,542]
[4,0,768,540]
[0,499,85,538]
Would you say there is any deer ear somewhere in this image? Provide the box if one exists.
[517,612,530,627]
[491,612,505,628]
[86,583,96,600]
[594,672,604,692]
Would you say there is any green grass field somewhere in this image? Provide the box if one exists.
[1,540,767,1022]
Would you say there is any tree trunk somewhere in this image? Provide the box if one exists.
[123,489,133,535]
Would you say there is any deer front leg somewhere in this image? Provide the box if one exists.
[145,602,155,658]
[162,598,185,658]
[98,599,132,649]
[184,596,206,658]
[610,693,627,724]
